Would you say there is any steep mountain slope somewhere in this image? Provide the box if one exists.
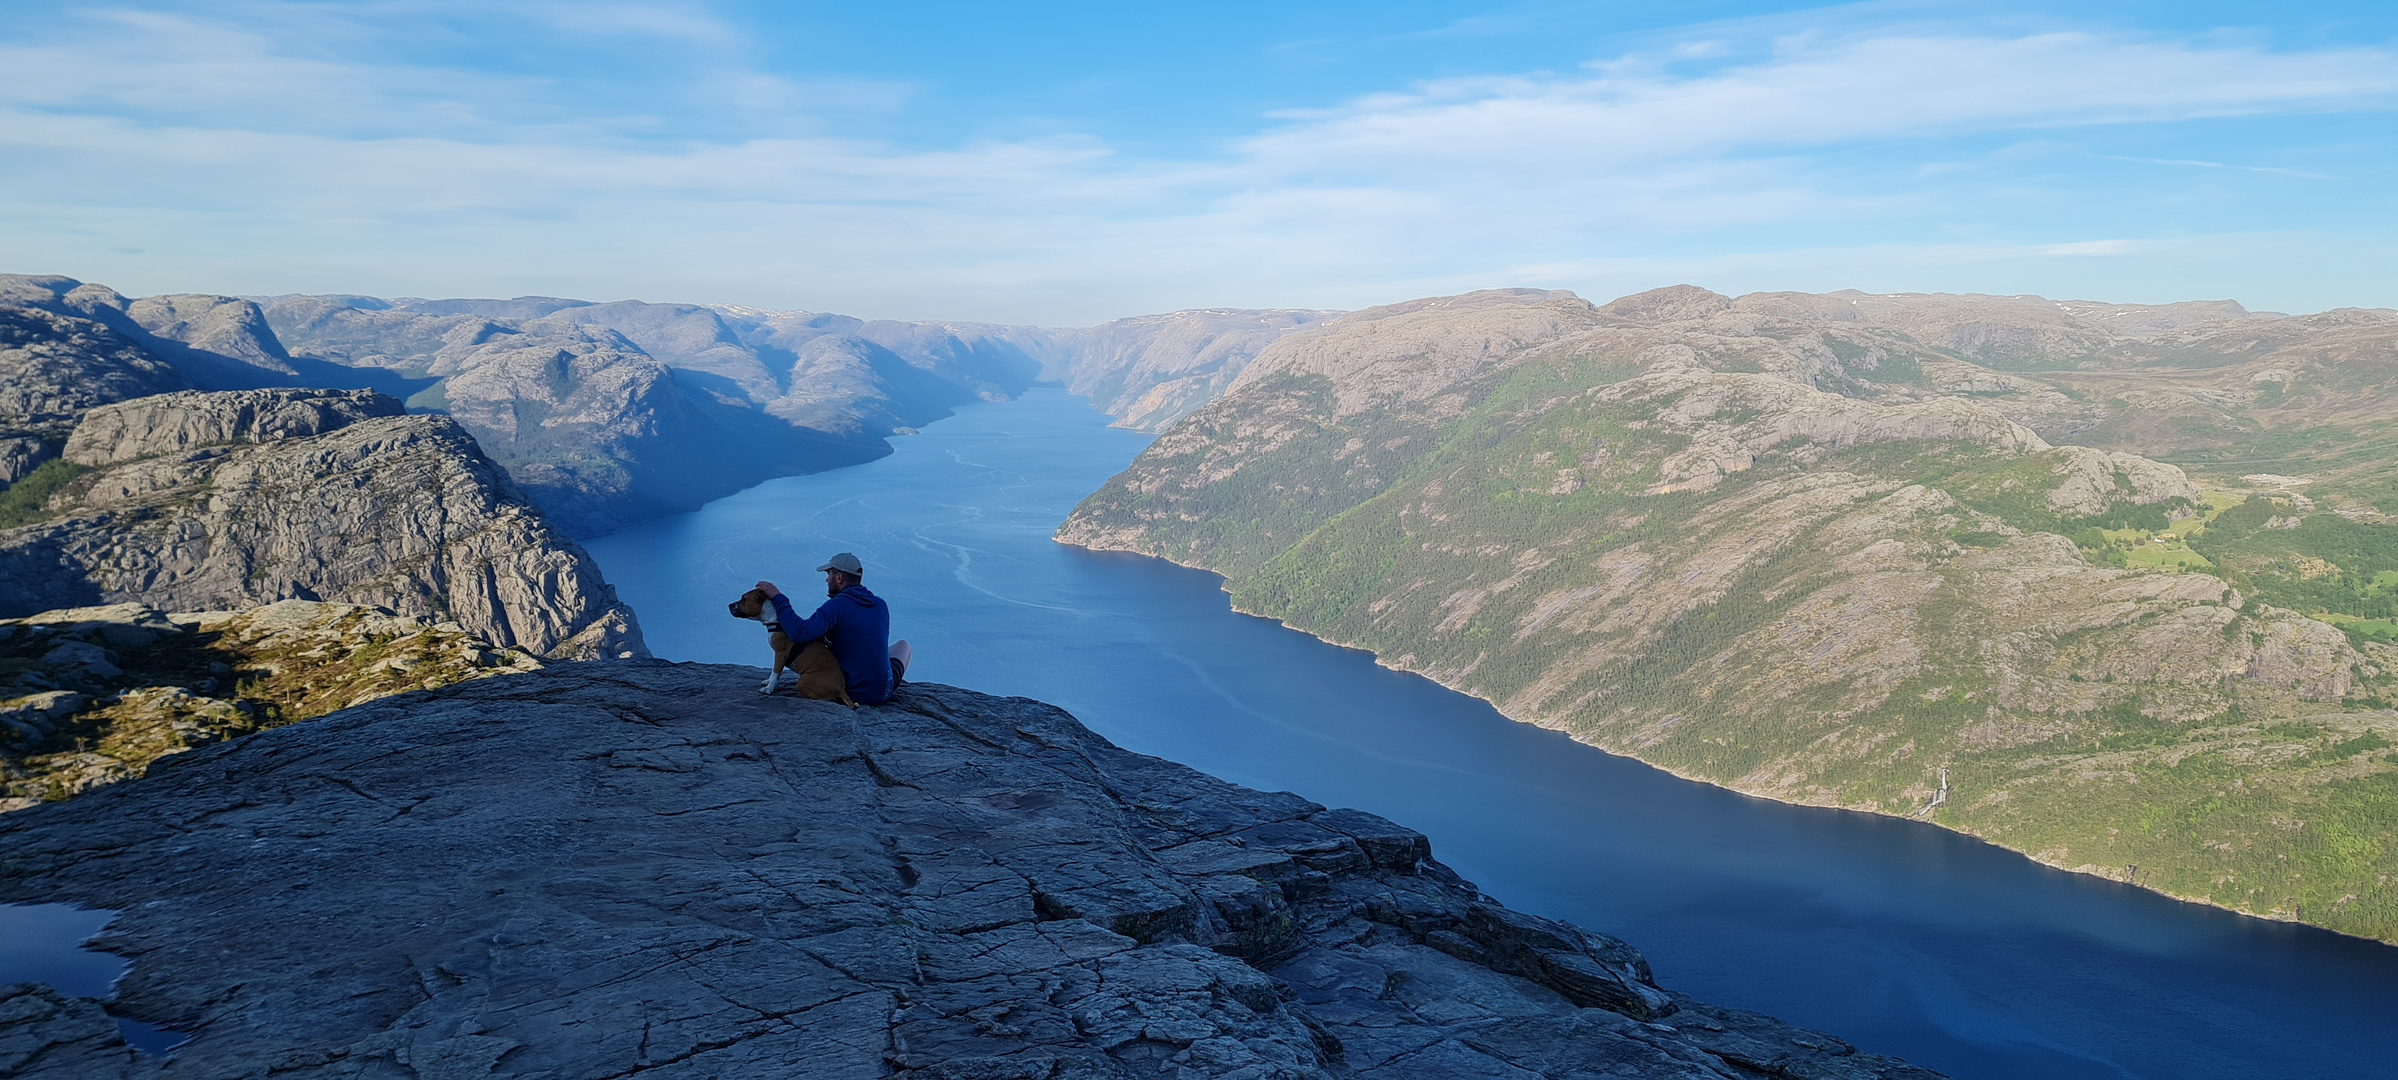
[1052,308,1336,430]
[418,319,874,535]
[9,274,1350,533]
[1060,287,2398,941]
[256,293,1055,533]
[0,389,643,661]
[0,275,299,390]
[0,663,1944,1080]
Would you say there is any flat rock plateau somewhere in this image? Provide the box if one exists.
[0,663,1939,1079]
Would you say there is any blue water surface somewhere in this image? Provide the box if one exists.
[583,388,2398,1080]
[0,903,188,1055]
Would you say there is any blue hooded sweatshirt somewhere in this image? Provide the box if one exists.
[769,585,893,704]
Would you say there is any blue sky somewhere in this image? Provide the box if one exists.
[2,1,2392,323]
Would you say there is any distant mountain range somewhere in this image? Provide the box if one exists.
[0,274,1323,536]
[1061,285,2398,942]
[11,270,2395,940]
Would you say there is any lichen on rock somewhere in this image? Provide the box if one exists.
[0,601,544,813]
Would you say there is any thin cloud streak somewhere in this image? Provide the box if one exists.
[2104,155,2346,180]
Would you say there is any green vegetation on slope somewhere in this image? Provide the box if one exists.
[0,460,86,529]
[1068,344,2398,941]
[2,605,542,809]
[2191,498,2398,632]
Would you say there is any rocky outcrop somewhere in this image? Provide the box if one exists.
[2040,446,2201,517]
[0,275,296,390]
[1,600,546,812]
[0,664,1942,1079]
[0,309,192,484]
[61,389,402,466]
[0,390,643,660]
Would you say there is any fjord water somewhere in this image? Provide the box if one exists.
[584,389,2397,1080]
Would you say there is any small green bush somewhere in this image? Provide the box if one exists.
[0,458,85,528]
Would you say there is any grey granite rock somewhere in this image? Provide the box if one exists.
[0,664,1941,1078]
[0,392,644,660]
[0,275,296,391]
[62,388,403,466]
[255,294,1049,534]
[0,308,193,484]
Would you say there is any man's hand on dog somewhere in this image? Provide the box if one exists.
[756,580,781,599]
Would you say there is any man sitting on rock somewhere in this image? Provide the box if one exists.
[757,552,910,707]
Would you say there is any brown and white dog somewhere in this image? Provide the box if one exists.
[726,588,855,707]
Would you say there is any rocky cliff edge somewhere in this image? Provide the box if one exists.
[0,389,645,661]
[0,664,1941,1080]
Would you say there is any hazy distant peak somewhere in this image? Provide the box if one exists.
[1599,284,1735,323]
[0,274,132,322]
[708,303,815,320]
[1313,289,1587,334]
[391,296,590,320]
[2049,298,2267,334]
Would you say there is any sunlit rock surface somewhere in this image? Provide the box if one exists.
[0,664,1940,1079]
[0,389,644,661]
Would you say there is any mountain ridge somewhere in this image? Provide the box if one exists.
[1060,284,2398,942]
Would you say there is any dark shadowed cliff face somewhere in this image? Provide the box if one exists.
[0,664,1941,1079]
[0,389,643,661]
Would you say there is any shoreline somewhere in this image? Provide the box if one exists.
[1053,533,2398,948]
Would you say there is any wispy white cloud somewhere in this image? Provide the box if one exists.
[1,3,2392,320]
[2104,155,2345,180]
[2041,240,2135,257]
[1243,32,2398,171]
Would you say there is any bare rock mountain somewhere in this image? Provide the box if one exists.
[0,389,643,661]
[0,663,1941,1079]
[255,293,1054,533]
[0,308,191,484]
[0,275,298,390]
[15,275,1344,532]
